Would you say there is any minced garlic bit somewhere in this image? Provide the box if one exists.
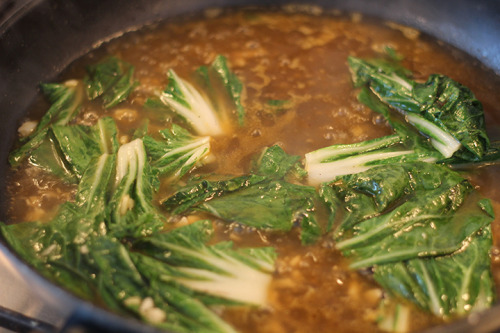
[119,135,130,145]
[143,307,167,324]
[385,21,420,40]
[64,79,79,87]
[80,245,89,255]
[139,297,155,313]
[124,296,142,307]
[138,297,167,324]
[113,108,139,124]
[18,120,38,138]
[119,194,135,215]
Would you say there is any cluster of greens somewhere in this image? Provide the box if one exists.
[1,51,498,333]
[1,56,280,333]
[306,52,497,330]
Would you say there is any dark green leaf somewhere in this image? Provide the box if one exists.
[374,226,495,317]
[84,57,138,108]
[9,81,83,166]
[107,139,164,238]
[197,55,246,126]
[143,124,211,180]
[348,56,489,161]
[252,145,303,180]
[162,174,321,244]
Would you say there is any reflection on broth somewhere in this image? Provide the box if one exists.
[4,7,500,333]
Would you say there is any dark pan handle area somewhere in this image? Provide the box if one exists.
[1,1,500,332]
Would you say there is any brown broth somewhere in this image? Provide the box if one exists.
[7,7,500,333]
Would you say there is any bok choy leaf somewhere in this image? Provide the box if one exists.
[305,133,439,185]
[107,138,164,238]
[158,69,224,136]
[132,220,276,306]
[374,226,495,317]
[253,144,306,180]
[84,56,138,109]
[143,124,212,181]
[27,117,119,182]
[348,56,489,161]
[88,236,239,333]
[320,161,495,317]
[152,55,246,136]
[10,80,84,166]
[197,55,246,126]
[163,146,322,244]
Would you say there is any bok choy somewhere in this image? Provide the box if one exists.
[305,133,439,185]
[348,56,489,161]
[143,124,212,181]
[320,161,495,317]
[27,117,119,183]
[132,220,276,306]
[162,145,321,244]
[84,56,138,109]
[10,80,84,167]
[108,138,164,238]
[153,55,245,136]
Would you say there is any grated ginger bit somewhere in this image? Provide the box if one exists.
[364,288,383,306]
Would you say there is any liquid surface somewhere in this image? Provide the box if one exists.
[7,8,500,333]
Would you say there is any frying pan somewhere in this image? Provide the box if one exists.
[1,0,500,332]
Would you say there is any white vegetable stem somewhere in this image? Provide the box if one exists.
[166,242,273,306]
[306,150,415,185]
[161,70,223,136]
[406,113,461,158]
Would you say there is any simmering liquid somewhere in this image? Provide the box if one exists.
[7,7,500,333]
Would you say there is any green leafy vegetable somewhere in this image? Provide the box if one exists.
[84,56,138,108]
[153,55,246,136]
[107,138,164,238]
[305,133,439,185]
[10,81,84,166]
[27,130,77,182]
[348,56,489,161]
[252,145,305,180]
[158,69,224,136]
[27,117,119,182]
[133,220,276,306]
[197,55,246,126]
[163,146,322,244]
[89,236,242,333]
[143,124,212,181]
[374,226,495,317]
[320,162,495,316]
[377,299,410,333]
